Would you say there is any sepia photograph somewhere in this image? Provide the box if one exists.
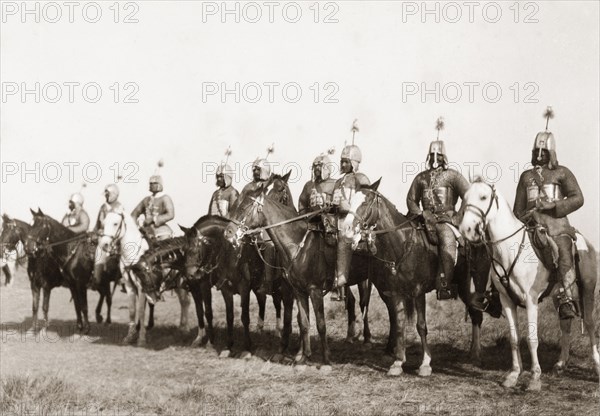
[1,1,599,415]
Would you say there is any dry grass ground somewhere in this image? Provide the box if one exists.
[1,267,599,415]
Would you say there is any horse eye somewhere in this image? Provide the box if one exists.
[480,195,487,201]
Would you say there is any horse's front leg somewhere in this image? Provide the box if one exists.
[272,278,283,338]
[30,284,40,330]
[415,293,432,377]
[221,289,234,357]
[468,308,483,367]
[175,286,190,329]
[104,280,112,324]
[524,297,542,391]
[79,282,90,334]
[122,273,138,344]
[136,285,147,347]
[309,287,330,368]
[388,295,406,377]
[254,288,266,333]
[95,289,105,324]
[200,278,214,346]
[239,281,252,354]
[345,285,357,343]
[499,290,522,388]
[188,280,206,347]
[295,293,311,364]
[279,281,294,354]
[41,286,52,329]
[359,280,372,345]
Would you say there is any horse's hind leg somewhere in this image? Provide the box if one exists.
[415,293,432,377]
[175,287,190,329]
[122,275,138,344]
[295,293,311,364]
[240,283,252,354]
[553,318,572,376]
[580,267,600,379]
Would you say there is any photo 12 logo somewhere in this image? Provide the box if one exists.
[201,1,339,23]
[2,82,140,104]
[1,1,140,23]
[402,81,539,104]
[1,162,139,185]
[202,81,339,104]
[400,1,540,24]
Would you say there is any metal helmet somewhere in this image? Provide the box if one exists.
[149,174,164,192]
[252,158,271,181]
[104,184,119,203]
[340,145,362,172]
[533,131,559,169]
[216,163,234,187]
[69,192,84,206]
[312,154,334,181]
[426,140,449,168]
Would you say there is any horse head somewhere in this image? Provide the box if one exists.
[225,183,270,247]
[340,178,382,249]
[459,176,500,243]
[25,208,54,255]
[97,211,126,253]
[0,214,22,251]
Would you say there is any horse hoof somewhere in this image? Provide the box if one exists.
[137,339,147,348]
[362,341,373,350]
[418,365,432,377]
[95,314,103,324]
[387,362,403,377]
[275,329,282,338]
[526,378,542,391]
[294,364,307,373]
[191,337,203,348]
[502,372,519,388]
[319,365,332,375]
[219,350,231,359]
[344,337,355,344]
[82,326,91,335]
[552,363,565,377]
[240,351,252,360]
[271,353,284,363]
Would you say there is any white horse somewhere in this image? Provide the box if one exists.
[97,211,151,346]
[459,179,599,390]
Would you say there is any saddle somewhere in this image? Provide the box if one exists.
[307,214,337,247]
[528,225,560,272]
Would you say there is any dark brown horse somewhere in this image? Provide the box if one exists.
[24,209,95,333]
[226,179,382,369]
[1,215,31,287]
[338,180,497,376]
[180,215,281,356]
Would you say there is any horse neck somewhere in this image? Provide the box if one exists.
[14,219,31,235]
[46,216,74,242]
[263,199,305,260]
[375,195,411,258]
[118,215,148,259]
[486,194,523,244]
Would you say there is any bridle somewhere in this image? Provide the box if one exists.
[99,212,127,252]
[463,182,500,238]
[26,216,52,254]
[1,220,23,252]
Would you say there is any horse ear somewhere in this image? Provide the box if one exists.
[38,208,45,216]
[282,170,292,183]
[30,208,37,216]
[370,177,382,191]
[179,224,189,234]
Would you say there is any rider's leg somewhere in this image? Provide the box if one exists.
[435,223,458,300]
[554,235,578,320]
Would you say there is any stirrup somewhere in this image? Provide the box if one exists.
[436,283,458,300]
[330,286,346,302]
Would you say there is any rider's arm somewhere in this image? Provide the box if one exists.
[93,205,106,232]
[69,211,90,234]
[131,199,146,224]
[207,193,215,215]
[154,196,175,226]
[297,183,310,214]
[406,176,423,216]
[513,172,529,220]
[553,167,584,217]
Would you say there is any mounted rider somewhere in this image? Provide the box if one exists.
[61,191,90,235]
[131,160,175,243]
[209,148,239,217]
[406,117,470,300]
[514,107,584,320]
[94,183,125,232]
[298,148,337,215]
[332,121,371,297]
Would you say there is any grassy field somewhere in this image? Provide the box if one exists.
[1,267,599,416]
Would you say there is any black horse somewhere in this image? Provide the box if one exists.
[1,215,30,286]
[24,209,95,333]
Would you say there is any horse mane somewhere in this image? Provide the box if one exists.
[368,190,409,227]
[33,212,74,238]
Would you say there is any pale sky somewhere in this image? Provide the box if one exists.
[1,1,599,246]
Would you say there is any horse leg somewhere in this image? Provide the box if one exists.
[68,284,83,331]
[240,282,252,354]
[309,288,330,367]
[524,299,541,391]
[380,290,397,356]
[137,288,147,347]
[280,282,294,354]
[221,289,234,357]
[500,291,522,388]
[345,285,357,343]
[175,287,190,329]
[295,293,311,364]
[387,295,406,377]
[415,293,432,377]
[359,280,372,345]
[30,283,41,331]
[189,281,206,347]
[104,280,112,324]
[201,279,214,346]
[79,283,90,334]
[95,290,105,324]
[580,264,600,380]
[41,286,52,329]
[254,289,266,333]
[122,275,138,344]
[272,280,283,338]
[553,318,572,376]
[468,308,483,367]
[146,303,155,330]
